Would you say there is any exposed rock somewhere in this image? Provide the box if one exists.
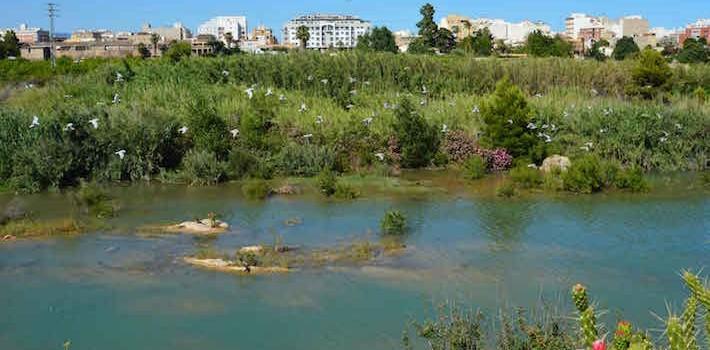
[1,235,16,241]
[540,155,572,173]
[166,219,229,234]
[273,185,300,195]
[238,245,265,254]
[183,257,290,274]
[284,217,302,226]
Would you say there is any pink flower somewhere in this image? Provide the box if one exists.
[592,339,606,350]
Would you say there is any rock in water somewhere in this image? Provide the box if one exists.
[541,155,571,173]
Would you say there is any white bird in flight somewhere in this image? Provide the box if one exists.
[265,88,273,96]
[441,124,448,133]
[472,106,480,114]
[30,116,40,128]
[279,94,286,102]
[64,123,74,131]
[527,122,537,130]
[112,93,120,104]
[245,88,254,99]
[315,116,324,124]
[116,72,124,82]
[115,150,126,159]
[178,126,188,134]
[299,103,308,112]
[374,153,385,161]
[230,129,240,138]
[88,118,99,129]
[349,76,357,83]
[222,70,229,77]
[320,79,328,84]
[362,117,373,126]
[302,133,313,139]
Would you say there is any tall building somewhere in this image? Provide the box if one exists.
[1,24,49,44]
[565,13,604,40]
[679,19,710,45]
[250,25,277,45]
[197,16,248,43]
[439,15,551,45]
[282,14,371,49]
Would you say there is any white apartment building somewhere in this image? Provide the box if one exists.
[566,13,650,42]
[198,16,248,43]
[439,15,551,45]
[565,13,603,40]
[283,14,371,49]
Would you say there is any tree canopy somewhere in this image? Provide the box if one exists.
[524,30,572,57]
[1,31,21,59]
[612,37,640,60]
[459,28,493,56]
[416,3,438,48]
[356,26,398,53]
[296,25,310,51]
[677,37,709,63]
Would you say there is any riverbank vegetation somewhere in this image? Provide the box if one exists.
[405,270,710,350]
[0,51,707,194]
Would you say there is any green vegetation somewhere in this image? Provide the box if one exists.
[74,181,116,218]
[0,31,21,59]
[406,271,709,350]
[164,41,192,62]
[525,30,573,57]
[356,26,398,53]
[462,156,487,180]
[510,165,543,189]
[459,28,494,56]
[0,49,706,194]
[613,37,640,61]
[242,179,272,199]
[677,38,709,64]
[381,210,407,236]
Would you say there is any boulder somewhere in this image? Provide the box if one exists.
[167,219,229,234]
[238,245,265,254]
[540,155,571,173]
[273,185,300,195]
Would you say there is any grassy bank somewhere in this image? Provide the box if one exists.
[0,53,707,193]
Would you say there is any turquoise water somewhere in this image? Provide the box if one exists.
[0,178,708,349]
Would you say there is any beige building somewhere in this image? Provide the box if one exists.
[439,15,476,39]
[2,24,49,44]
[142,22,192,42]
[21,41,139,60]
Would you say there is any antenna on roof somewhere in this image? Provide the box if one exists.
[47,2,59,69]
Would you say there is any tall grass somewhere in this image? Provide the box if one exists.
[0,53,707,192]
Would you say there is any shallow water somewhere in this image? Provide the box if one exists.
[0,175,708,350]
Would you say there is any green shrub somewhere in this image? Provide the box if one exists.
[614,167,650,192]
[510,165,543,189]
[235,250,260,267]
[74,180,115,218]
[480,78,542,161]
[629,48,672,99]
[242,179,272,199]
[381,210,407,236]
[228,147,257,179]
[462,156,487,180]
[164,41,192,62]
[187,99,231,159]
[496,182,518,198]
[180,150,227,186]
[562,155,609,194]
[275,142,335,177]
[334,182,359,199]
[393,98,439,168]
[317,168,337,197]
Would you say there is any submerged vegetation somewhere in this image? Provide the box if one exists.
[0,52,705,194]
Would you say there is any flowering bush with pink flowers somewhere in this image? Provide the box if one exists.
[442,130,478,164]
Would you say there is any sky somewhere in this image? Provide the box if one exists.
[1,0,706,38]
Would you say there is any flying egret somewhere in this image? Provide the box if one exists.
[541,124,549,129]
[230,129,240,138]
[472,106,480,114]
[441,124,448,133]
[245,87,254,99]
[178,126,188,134]
[599,128,607,134]
[527,164,538,169]
[527,122,537,130]
[112,93,121,104]
[349,90,357,95]
[307,75,314,81]
[299,103,308,112]
[116,72,124,82]
[302,134,313,139]
[550,124,557,131]
[362,117,373,126]
[383,102,391,109]
[363,81,370,85]
[346,104,354,109]
[265,88,273,96]
[563,111,569,118]
[674,123,683,130]
[222,70,230,77]
[64,94,73,99]
[64,123,74,131]
[320,79,328,84]
[543,134,552,143]
[349,76,357,83]
[279,94,286,101]
[534,93,543,98]
[584,141,594,149]
[507,119,513,125]
[421,85,428,94]
[590,88,598,96]
[30,116,39,128]
[115,150,126,159]
[88,118,99,129]
[375,153,385,161]
[315,116,324,124]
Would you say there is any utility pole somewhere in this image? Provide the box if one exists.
[47,3,58,68]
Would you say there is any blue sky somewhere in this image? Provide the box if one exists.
[1,0,706,37]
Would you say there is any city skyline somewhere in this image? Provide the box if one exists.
[1,0,706,39]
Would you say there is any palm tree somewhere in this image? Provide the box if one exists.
[150,33,160,57]
[224,32,234,49]
[296,25,310,51]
